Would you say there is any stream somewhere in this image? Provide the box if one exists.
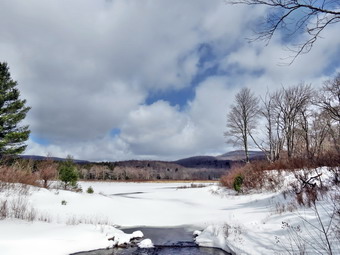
[72,226,230,255]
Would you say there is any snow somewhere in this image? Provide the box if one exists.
[0,220,115,255]
[131,230,144,239]
[138,238,154,248]
[0,169,339,255]
[108,228,144,247]
[195,225,234,254]
[193,230,202,237]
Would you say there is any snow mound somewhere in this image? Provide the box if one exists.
[132,230,144,238]
[193,230,202,237]
[138,239,154,248]
[108,229,144,247]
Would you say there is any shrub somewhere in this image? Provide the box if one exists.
[0,160,40,188]
[61,200,67,205]
[86,186,94,194]
[220,164,244,189]
[276,195,340,254]
[220,160,284,192]
[0,197,37,221]
[233,174,244,192]
[0,200,8,219]
[36,157,58,188]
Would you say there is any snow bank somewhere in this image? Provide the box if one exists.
[0,220,115,255]
[195,225,234,254]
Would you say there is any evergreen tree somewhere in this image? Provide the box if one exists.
[58,156,79,189]
[0,62,30,156]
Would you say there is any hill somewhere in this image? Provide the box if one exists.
[174,156,230,169]
[216,150,265,161]
[19,155,89,164]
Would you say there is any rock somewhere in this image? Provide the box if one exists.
[117,243,129,248]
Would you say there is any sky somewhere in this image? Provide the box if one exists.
[0,0,339,162]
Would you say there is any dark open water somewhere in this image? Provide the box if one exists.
[71,226,231,255]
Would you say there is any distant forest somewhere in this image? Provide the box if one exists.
[13,151,264,182]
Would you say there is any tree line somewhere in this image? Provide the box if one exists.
[225,73,340,163]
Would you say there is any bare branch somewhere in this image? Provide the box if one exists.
[225,0,340,62]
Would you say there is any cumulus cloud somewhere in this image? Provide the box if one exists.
[1,0,339,161]
[120,101,193,156]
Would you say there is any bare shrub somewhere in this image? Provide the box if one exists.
[328,166,340,185]
[0,180,34,196]
[295,192,304,206]
[274,201,298,214]
[10,197,28,219]
[220,161,284,192]
[36,158,58,188]
[220,164,244,190]
[0,196,37,221]
[220,156,339,195]
[276,195,340,254]
[290,168,328,207]
[261,157,315,171]
[37,213,52,223]
[0,162,40,187]
[176,183,207,189]
[0,199,8,219]
[26,207,37,222]
[66,214,113,226]
[276,221,306,254]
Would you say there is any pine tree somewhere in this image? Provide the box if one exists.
[0,62,31,156]
[58,156,79,189]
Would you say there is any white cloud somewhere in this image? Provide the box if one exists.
[1,0,339,161]
[120,101,194,157]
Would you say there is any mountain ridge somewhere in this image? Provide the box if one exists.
[20,150,265,169]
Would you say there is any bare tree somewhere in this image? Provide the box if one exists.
[316,73,340,122]
[225,88,260,162]
[295,104,314,159]
[258,91,284,161]
[303,110,330,159]
[315,74,340,154]
[273,84,313,158]
[226,0,340,62]
[326,117,340,154]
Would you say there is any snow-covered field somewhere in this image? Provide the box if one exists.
[0,170,339,255]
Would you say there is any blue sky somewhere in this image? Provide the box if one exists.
[0,0,339,161]
[146,44,221,109]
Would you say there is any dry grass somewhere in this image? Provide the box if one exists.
[0,197,37,221]
[176,183,208,189]
[66,214,113,226]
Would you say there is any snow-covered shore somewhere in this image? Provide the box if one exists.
[0,170,339,255]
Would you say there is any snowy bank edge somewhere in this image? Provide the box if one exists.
[194,225,236,255]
